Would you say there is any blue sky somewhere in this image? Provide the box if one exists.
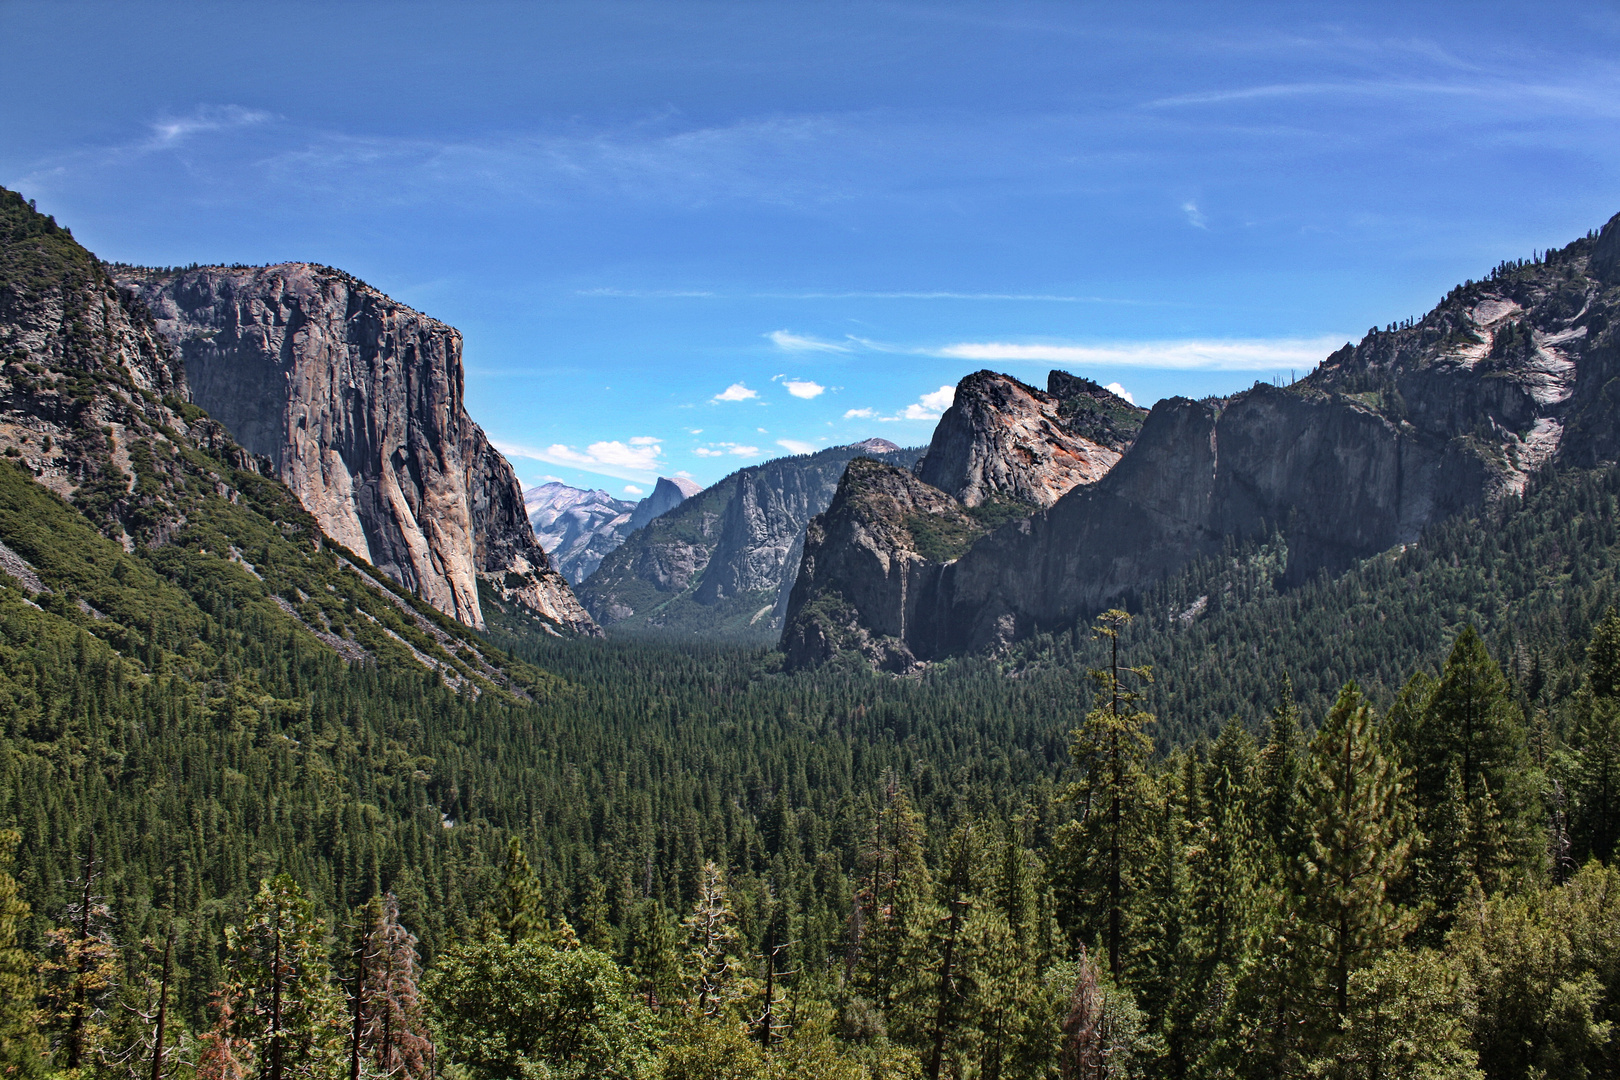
[3,2,1618,496]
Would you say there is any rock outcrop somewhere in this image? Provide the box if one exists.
[627,476,703,533]
[784,211,1620,667]
[577,441,922,640]
[916,371,1142,508]
[525,483,636,584]
[115,263,597,635]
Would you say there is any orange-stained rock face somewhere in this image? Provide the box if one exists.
[116,263,598,636]
[917,371,1142,509]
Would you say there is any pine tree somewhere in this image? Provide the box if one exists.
[1294,685,1415,1025]
[354,894,432,1080]
[623,899,681,1010]
[0,829,45,1080]
[497,839,547,947]
[851,780,932,1013]
[1192,717,1260,969]
[1412,626,1535,885]
[1259,675,1304,866]
[220,875,343,1080]
[39,838,119,1075]
[681,862,742,1019]
[1065,609,1154,978]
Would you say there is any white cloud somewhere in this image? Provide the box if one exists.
[935,337,1347,372]
[769,330,850,353]
[493,436,663,482]
[844,407,877,419]
[1182,201,1209,229]
[729,444,759,456]
[693,447,723,457]
[148,105,272,149]
[712,382,758,402]
[783,379,826,399]
[899,385,957,421]
[777,438,818,455]
[1104,382,1136,405]
[623,484,644,495]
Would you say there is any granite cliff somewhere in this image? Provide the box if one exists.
[627,475,703,533]
[916,370,1142,508]
[784,212,1620,668]
[0,186,549,693]
[115,263,597,635]
[578,439,919,641]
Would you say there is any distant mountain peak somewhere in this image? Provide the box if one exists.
[846,437,901,454]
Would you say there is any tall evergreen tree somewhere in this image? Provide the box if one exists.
[0,829,45,1080]
[1065,609,1154,978]
[1259,676,1305,867]
[220,876,343,1080]
[497,839,547,947]
[1294,684,1415,1027]
[681,862,742,1019]
[354,894,432,1080]
[1412,627,1536,886]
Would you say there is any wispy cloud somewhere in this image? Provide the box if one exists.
[769,330,850,353]
[147,105,273,149]
[1182,201,1209,229]
[777,438,819,455]
[844,407,877,419]
[493,436,664,482]
[936,337,1347,371]
[712,382,759,402]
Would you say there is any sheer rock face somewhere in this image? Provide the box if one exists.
[626,476,702,534]
[781,457,978,671]
[783,211,1620,666]
[115,263,598,635]
[916,371,1141,508]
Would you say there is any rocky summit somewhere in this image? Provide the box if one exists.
[115,263,597,636]
[916,371,1143,509]
[784,210,1620,668]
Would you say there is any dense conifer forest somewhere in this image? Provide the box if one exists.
[6,431,1620,1076]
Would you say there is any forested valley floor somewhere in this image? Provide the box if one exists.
[6,460,1620,1079]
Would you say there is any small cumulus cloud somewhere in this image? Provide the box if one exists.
[1182,201,1209,229]
[623,484,644,495]
[777,438,818,455]
[769,330,850,353]
[1104,382,1136,405]
[712,383,758,402]
[730,444,759,456]
[902,385,956,421]
[783,379,826,399]
[844,407,877,419]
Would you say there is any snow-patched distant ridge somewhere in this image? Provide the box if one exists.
[526,476,704,584]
